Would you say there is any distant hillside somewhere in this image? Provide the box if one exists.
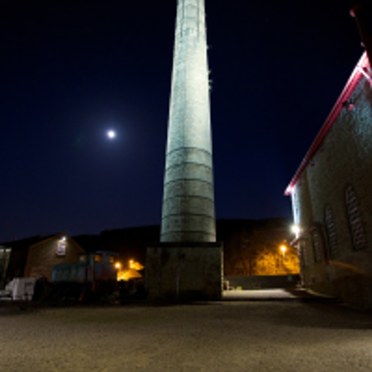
[73,218,295,275]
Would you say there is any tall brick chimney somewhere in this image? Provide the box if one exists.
[160,0,216,243]
[145,0,222,301]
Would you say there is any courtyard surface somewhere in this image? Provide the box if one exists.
[1,292,372,371]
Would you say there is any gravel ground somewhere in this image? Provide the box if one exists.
[1,299,372,372]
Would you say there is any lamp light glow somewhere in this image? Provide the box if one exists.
[291,224,301,236]
[279,244,288,254]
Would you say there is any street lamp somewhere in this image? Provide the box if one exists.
[291,224,301,237]
[278,243,288,273]
[279,244,287,256]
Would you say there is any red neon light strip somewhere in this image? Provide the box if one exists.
[285,52,369,195]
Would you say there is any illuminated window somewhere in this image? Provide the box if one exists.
[56,238,67,256]
[324,205,338,258]
[345,185,367,251]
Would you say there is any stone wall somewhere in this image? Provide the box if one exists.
[146,243,223,301]
[292,69,372,308]
[225,275,300,290]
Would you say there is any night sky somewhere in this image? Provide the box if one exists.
[0,0,363,241]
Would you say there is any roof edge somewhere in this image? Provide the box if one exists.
[285,52,369,196]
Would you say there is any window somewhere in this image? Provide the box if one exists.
[56,238,67,256]
[311,228,324,262]
[345,185,367,251]
[298,241,308,269]
[324,205,338,258]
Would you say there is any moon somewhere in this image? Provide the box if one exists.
[106,129,116,139]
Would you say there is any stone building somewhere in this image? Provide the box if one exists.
[285,51,372,308]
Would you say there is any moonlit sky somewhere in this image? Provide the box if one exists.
[0,0,362,241]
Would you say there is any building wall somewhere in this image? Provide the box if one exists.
[0,246,11,288]
[292,76,372,308]
[24,235,85,281]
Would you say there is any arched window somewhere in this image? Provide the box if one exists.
[324,205,338,258]
[298,241,308,269]
[345,185,367,251]
[311,227,324,262]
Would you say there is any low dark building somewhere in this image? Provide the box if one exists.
[0,234,84,287]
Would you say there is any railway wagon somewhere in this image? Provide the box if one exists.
[51,251,119,302]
